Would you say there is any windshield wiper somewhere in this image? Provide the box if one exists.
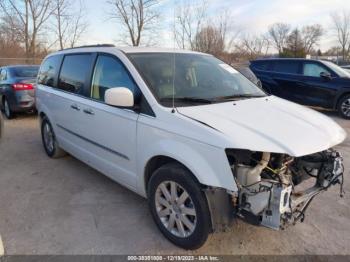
[160,97,213,104]
[215,94,266,101]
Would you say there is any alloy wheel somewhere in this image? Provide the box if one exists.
[341,98,350,117]
[155,181,197,238]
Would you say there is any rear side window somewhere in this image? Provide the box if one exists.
[91,55,139,102]
[58,54,93,94]
[38,55,62,87]
[13,67,38,77]
[251,61,270,71]
[272,60,299,74]
[0,69,7,81]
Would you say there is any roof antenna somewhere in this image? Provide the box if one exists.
[171,0,176,113]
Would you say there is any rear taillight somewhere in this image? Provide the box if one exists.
[12,83,34,91]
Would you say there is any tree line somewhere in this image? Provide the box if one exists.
[0,0,87,64]
[1,0,350,65]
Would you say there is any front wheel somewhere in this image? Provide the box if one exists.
[148,163,211,250]
[338,94,350,119]
[41,117,66,158]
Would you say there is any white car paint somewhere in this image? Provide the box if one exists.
[105,87,134,107]
[36,47,347,197]
[177,95,347,157]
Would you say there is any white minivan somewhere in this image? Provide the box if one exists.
[36,45,346,249]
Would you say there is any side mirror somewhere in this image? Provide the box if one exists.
[105,87,134,108]
[320,71,332,80]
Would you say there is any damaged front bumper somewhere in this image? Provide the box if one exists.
[204,149,344,233]
[230,149,345,230]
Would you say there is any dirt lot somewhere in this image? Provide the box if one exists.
[0,112,349,255]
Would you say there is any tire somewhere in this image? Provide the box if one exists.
[41,117,66,158]
[338,94,350,119]
[3,97,14,119]
[148,163,211,250]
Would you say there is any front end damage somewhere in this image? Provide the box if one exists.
[224,149,345,230]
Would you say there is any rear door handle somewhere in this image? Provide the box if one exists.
[83,108,94,115]
[71,104,80,111]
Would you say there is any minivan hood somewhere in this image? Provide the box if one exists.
[177,96,347,157]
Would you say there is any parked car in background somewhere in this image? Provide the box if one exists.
[232,63,262,87]
[341,65,350,73]
[36,46,346,249]
[250,58,350,119]
[0,65,39,119]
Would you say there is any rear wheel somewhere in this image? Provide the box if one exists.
[338,94,350,119]
[3,98,14,119]
[148,163,211,250]
[41,117,66,158]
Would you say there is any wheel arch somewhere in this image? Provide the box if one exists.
[144,154,235,233]
[39,111,47,120]
[335,91,350,110]
[144,155,200,195]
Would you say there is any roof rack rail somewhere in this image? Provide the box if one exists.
[60,44,115,51]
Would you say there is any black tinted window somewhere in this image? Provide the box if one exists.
[58,54,93,94]
[91,55,138,101]
[38,55,62,87]
[251,61,270,70]
[272,60,299,74]
[13,67,39,77]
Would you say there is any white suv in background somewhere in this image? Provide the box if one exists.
[36,45,346,249]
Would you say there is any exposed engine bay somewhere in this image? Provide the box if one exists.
[226,149,344,229]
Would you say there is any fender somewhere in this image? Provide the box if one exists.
[136,134,237,197]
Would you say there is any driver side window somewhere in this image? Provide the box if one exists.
[91,55,137,102]
[303,63,331,77]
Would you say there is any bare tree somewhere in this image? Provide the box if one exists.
[283,28,305,58]
[68,3,86,48]
[194,26,224,55]
[175,0,207,50]
[193,13,238,56]
[268,22,290,54]
[0,0,55,58]
[107,0,161,46]
[301,24,323,54]
[331,11,350,60]
[236,34,270,59]
[0,15,26,64]
[52,0,87,49]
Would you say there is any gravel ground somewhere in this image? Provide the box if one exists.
[0,111,349,255]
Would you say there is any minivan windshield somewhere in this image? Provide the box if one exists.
[322,61,350,78]
[128,53,266,107]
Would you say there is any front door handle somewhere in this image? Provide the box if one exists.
[83,108,94,115]
[71,104,80,111]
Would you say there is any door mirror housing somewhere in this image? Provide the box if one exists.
[105,87,134,108]
[320,71,332,80]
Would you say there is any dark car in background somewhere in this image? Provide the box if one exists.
[233,63,262,87]
[0,65,39,119]
[250,58,350,119]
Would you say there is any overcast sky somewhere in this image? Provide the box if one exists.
[83,0,349,52]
